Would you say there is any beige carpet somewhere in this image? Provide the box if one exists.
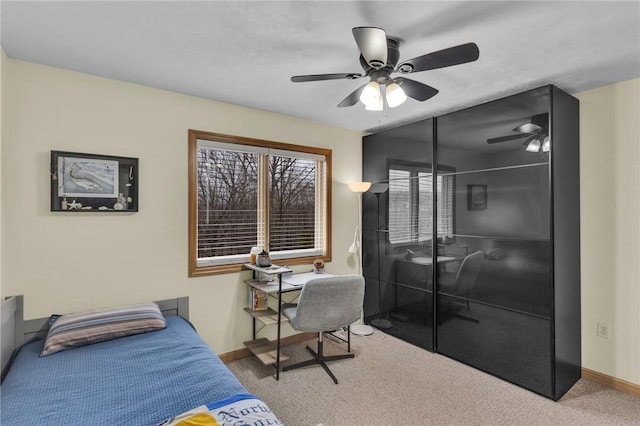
[227,330,640,426]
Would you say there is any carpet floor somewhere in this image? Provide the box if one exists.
[227,330,640,426]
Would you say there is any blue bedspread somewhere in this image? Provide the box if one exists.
[1,316,248,426]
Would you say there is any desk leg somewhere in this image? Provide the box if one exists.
[252,270,258,340]
[276,274,283,380]
[252,317,256,340]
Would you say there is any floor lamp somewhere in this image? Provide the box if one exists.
[368,183,392,330]
[347,182,374,336]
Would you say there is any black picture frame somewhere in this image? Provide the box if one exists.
[467,184,487,210]
[50,150,139,212]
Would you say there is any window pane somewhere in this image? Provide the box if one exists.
[197,146,259,259]
[438,175,454,237]
[419,173,454,239]
[269,156,316,252]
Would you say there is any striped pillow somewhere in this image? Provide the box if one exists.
[40,302,166,356]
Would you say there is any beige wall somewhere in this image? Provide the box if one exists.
[2,56,639,385]
[0,58,364,353]
[576,78,640,386]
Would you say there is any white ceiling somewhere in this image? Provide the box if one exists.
[1,1,639,133]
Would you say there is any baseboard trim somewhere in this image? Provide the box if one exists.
[582,367,640,398]
[219,332,315,364]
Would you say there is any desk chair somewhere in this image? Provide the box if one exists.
[282,275,365,384]
[438,251,484,322]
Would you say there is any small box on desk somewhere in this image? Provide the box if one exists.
[249,287,268,311]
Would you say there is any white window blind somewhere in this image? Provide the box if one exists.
[418,173,433,241]
[389,169,412,243]
[436,174,454,238]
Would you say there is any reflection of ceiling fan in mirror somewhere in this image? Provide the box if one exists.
[487,113,550,153]
[291,27,479,111]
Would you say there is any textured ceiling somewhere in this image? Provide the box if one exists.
[2,1,639,133]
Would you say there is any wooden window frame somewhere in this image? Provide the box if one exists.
[188,129,332,277]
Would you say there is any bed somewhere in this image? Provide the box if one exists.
[0,295,282,425]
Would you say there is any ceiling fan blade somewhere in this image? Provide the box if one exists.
[395,78,439,101]
[337,83,367,108]
[291,73,362,83]
[530,113,549,130]
[487,133,532,144]
[397,42,479,73]
[352,27,388,69]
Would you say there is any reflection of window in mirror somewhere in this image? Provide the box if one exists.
[388,162,454,245]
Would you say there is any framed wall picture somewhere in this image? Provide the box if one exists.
[467,184,487,211]
[50,151,139,212]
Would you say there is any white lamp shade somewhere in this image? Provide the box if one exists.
[542,136,551,152]
[360,81,382,110]
[526,138,541,152]
[386,82,407,108]
[364,95,383,111]
[348,181,372,193]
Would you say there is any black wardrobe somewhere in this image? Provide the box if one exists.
[361,85,580,400]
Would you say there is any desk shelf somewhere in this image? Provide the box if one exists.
[245,278,301,294]
[244,338,290,366]
[243,263,294,379]
[244,308,289,325]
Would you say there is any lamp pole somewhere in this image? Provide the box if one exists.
[348,182,374,336]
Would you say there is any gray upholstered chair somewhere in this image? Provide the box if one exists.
[282,274,365,384]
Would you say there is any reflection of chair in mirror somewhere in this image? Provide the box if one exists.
[282,275,365,384]
[439,251,484,314]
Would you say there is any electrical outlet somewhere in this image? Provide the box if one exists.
[597,322,609,338]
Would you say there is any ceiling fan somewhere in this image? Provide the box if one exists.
[486,113,550,152]
[291,27,480,111]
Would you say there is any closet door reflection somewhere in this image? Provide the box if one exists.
[362,118,434,350]
[435,86,553,396]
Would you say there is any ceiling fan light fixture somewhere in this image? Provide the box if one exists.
[515,123,542,133]
[526,138,541,152]
[360,81,382,109]
[542,136,551,152]
[364,95,383,111]
[386,82,407,108]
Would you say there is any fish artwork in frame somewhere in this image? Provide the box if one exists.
[50,150,139,212]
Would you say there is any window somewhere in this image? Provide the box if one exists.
[188,130,331,276]
[388,164,453,245]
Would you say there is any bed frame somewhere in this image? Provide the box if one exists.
[1,295,189,382]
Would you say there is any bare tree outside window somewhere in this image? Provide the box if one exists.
[269,156,316,251]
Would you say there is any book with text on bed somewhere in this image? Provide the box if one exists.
[249,287,268,311]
